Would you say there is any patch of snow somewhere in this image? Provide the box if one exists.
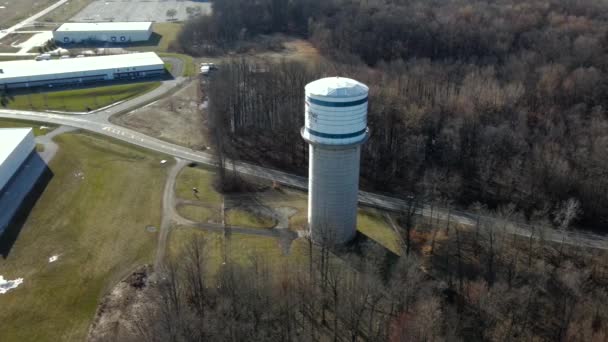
[0,275,24,294]
[49,255,59,263]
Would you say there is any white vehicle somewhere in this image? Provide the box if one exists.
[200,65,210,76]
[35,53,51,61]
[200,62,217,70]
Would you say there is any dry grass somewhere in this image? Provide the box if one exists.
[175,165,222,204]
[225,208,276,229]
[0,132,169,342]
[177,204,221,224]
[169,227,310,282]
[0,0,56,28]
[357,209,402,255]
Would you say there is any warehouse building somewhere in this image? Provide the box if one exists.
[0,128,35,192]
[0,128,41,236]
[53,22,153,44]
[0,52,165,90]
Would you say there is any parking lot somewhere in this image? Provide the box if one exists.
[70,0,212,22]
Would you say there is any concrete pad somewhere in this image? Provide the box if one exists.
[16,31,53,54]
[71,0,212,23]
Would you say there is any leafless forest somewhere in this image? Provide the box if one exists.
[181,0,608,229]
[123,1,608,340]
[132,213,608,341]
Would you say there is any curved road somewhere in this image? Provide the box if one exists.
[1,89,607,251]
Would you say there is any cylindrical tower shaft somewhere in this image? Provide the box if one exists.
[307,144,362,244]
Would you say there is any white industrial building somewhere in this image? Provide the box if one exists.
[53,22,153,44]
[0,128,36,192]
[0,52,165,90]
[302,77,370,244]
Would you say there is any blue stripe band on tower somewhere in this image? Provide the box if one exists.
[306,97,368,107]
[306,128,367,139]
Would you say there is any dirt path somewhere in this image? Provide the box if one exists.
[154,158,187,270]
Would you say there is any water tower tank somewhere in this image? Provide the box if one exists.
[301,77,369,244]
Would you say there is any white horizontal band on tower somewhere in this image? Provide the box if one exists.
[303,77,369,146]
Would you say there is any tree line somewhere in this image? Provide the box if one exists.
[129,206,608,341]
[187,0,608,227]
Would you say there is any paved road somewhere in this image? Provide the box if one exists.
[2,108,608,251]
[0,0,69,41]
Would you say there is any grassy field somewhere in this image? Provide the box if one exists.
[169,227,309,280]
[158,52,196,77]
[0,132,170,342]
[0,119,56,136]
[175,166,221,203]
[0,56,33,62]
[0,0,56,28]
[126,23,183,53]
[357,209,401,255]
[174,166,223,223]
[177,204,221,224]
[226,208,276,229]
[39,0,93,23]
[237,188,401,253]
[3,82,161,112]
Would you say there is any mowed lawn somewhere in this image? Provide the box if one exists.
[3,82,161,112]
[158,52,196,77]
[0,132,169,342]
[0,119,56,136]
[126,22,182,53]
[170,228,310,281]
[357,209,401,255]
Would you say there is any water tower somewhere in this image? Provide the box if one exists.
[301,77,369,244]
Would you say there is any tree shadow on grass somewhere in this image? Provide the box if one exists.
[337,232,401,281]
[0,154,53,259]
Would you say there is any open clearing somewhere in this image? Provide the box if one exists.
[126,22,182,53]
[40,0,93,23]
[0,0,56,28]
[173,166,401,250]
[71,0,211,22]
[2,82,161,112]
[112,80,206,148]
[170,228,310,278]
[0,33,34,52]
[0,131,169,342]
[158,52,196,76]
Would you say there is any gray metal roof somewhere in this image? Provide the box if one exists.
[0,52,164,81]
[0,128,32,166]
[56,22,152,32]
